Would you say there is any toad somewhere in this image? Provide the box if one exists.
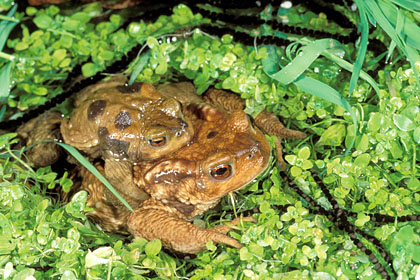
[19,80,306,254]
[61,76,226,207]
[156,82,307,168]
[76,109,271,254]
[77,83,306,254]
[61,75,195,162]
[17,76,204,207]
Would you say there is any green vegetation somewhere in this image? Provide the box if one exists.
[1,1,420,279]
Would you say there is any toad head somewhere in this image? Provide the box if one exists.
[134,110,271,218]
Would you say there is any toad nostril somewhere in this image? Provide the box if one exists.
[177,118,188,128]
[207,131,218,139]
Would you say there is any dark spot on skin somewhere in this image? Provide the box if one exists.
[87,100,106,121]
[114,111,132,131]
[166,199,195,216]
[207,131,218,139]
[98,126,130,157]
[98,127,109,138]
[116,82,142,94]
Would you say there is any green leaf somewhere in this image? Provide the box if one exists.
[295,76,357,153]
[317,123,346,146]
[349,3,369,95]
[56,142,134,212]
[354,153,371,168]
[321,51,381,96]
[265,39,342,85]
[239,247,253,261]
[367,112,384,132]
[356,134,369,153]
[413,126,420,143]
[355,213,370,227]
[145,239,161,256]
[391,0,420,11]
[146,36,159,49]
[0,104,5,121]
[301,160,313,170]
[155,60,167,75]
[379,0,420,50]
[0,62,12,104]
[61,270,77,280]
[407,177,420,191]
[261,45,279,74]
[393,114,416,131]
[285,155,298,165]
[11,268,35,280]
[33,13,53,29]
[290,166,302,177]
[81,62,100,77]
[360,0,420,86]
[98,49,114,61]
[52,49,66,61]
[0,4,18,52]
[129,51,151,85]
[298,146,311,160]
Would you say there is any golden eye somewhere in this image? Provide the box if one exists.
[148,136,166,147]
[210,164,232,180]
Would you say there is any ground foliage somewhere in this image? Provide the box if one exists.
[0,1,420,279]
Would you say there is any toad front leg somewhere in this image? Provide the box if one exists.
[127,201,255,254]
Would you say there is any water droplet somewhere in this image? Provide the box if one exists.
[281,1,292,9]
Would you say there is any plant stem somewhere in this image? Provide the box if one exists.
[6,146,35,175]
[0,52,15,61]
[0,15,19,22]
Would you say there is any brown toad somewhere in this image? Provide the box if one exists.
[76,109,271,254]
[61,76,194,162]
[17,76,201,207]
[157,82,307,168]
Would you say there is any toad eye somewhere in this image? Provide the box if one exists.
[148,136,167,147]
[210,164,232,180]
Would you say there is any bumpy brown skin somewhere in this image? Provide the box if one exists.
[158,83,307,168]
[72,162,132,234]
[61,76,195,208]
[203,88,307,168]
[126,110,271,254]
[61,77,194,162]
[70,110,268,253]
[16,111,63,168]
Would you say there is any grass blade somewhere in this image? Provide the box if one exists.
[0,104,5,121]
[129,50,151,85]
[293,75,357,154]
[262,45,358,153]
[56,142,134,213]
[267,39,341,85]
[0,5,18,52]
[349,2,369,95]
[0,62,12,103]
[379,0,420,50]
[391,0,420,12]
[322,51,381,96]
[364,0,404,50]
